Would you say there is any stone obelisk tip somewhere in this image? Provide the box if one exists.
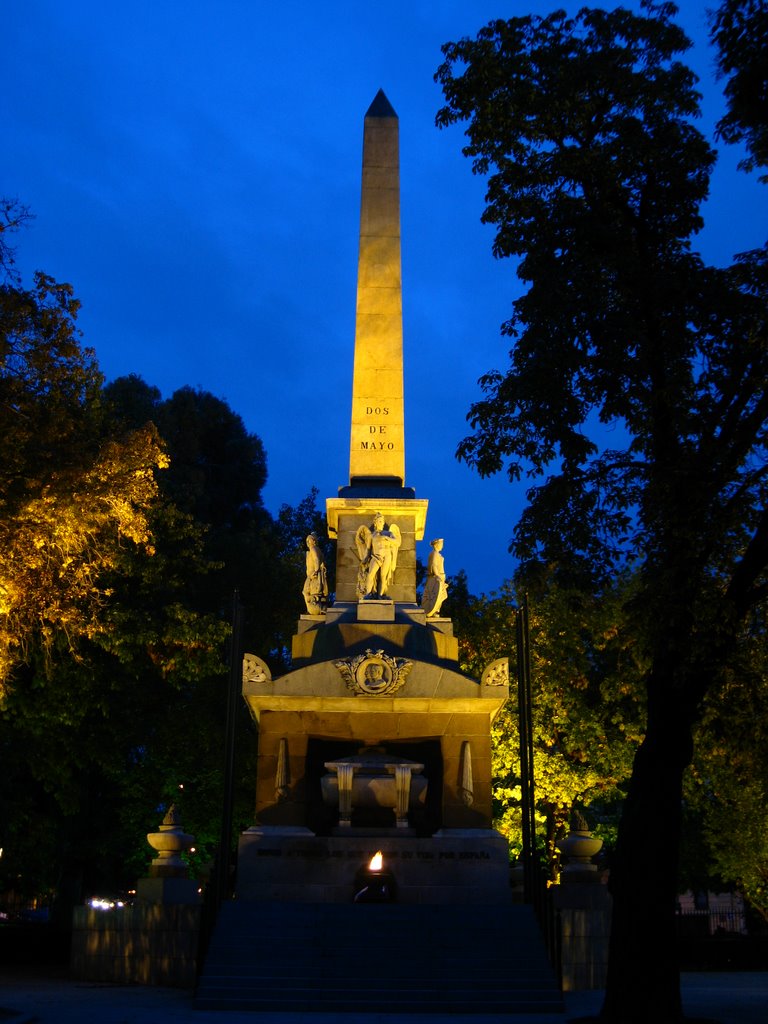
[366,89,398,119]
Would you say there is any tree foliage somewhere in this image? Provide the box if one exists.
[685,608,768,920]
[711,0,768,178]
[436,2,767,1019]
[0,267,167,694]
[451,572,645,873]
[0,198,32,284]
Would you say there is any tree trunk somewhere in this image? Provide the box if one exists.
[601,692,694,1024]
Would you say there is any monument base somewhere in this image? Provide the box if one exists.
[236,826,511,904]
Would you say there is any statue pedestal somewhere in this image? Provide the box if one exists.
[357,599,395,622]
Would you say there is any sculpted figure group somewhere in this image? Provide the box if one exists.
[301,516,449,615]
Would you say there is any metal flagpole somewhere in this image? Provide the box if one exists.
[516,596,537,909]
[216,589,243,905]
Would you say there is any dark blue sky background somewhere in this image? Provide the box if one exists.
[5,1,766,593]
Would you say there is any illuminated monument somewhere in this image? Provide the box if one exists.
[235,91,511,902]
[347,88,406,490]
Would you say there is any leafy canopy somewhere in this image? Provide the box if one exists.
[712,0,768,178]
[436,2,767,608]
[451,573,645,871]
[0,270,167,692]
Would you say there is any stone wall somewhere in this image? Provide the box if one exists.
[70,903,201,987]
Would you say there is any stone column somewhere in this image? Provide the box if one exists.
[391,763,414,828]
[349,89,405,488]
[335,762,357,826]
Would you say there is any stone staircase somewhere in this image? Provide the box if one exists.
[195,900,563,1014]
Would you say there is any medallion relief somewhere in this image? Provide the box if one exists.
[334,648,413,696]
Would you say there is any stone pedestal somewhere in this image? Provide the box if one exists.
[236,826,511,904]
[292,603,458,664]
[135,876,201,905]
[553,877,612,991]
[70,805,202,987]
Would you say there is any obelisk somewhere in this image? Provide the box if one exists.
[327,91,428,604]
[348,89,405,488]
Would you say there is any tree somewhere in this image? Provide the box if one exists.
[0,198,32,284]
[0,237,225,912]
[711,0,768,178]
[436,3,768,1020]
[98,377,306,866]
[0,259,167,695]
[104,375,323,671]
[451,571,645,875]
[0,349,226,913]
[685,608,768,920]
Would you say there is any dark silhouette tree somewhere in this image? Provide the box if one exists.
[436,2,768,1020]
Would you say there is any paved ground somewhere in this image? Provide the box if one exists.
[1,969,767,1024]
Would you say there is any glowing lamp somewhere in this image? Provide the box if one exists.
[354,849,396,903]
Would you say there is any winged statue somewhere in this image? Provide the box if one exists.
[354,512,402,599]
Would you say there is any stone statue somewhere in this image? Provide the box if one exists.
[302,533,328,615]
[354,512,402,599]
[420,538,448,617]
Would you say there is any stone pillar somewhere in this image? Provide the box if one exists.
[349,89,405,488]
[335,762,356,827]
[136,804,201,905]
[71,805,201,987]
[391,763,414,828]
[553,878,612,991]
[554,821,610,990]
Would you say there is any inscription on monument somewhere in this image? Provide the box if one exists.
[253,848,491,862]
[359,406,396,451]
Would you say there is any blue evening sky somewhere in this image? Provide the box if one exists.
[5,1,766,594]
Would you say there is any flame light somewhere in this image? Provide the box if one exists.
[369,851,383,872]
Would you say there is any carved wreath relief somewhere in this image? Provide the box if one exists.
[334,648,414,696]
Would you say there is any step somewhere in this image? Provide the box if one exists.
[196,900,563,1014]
